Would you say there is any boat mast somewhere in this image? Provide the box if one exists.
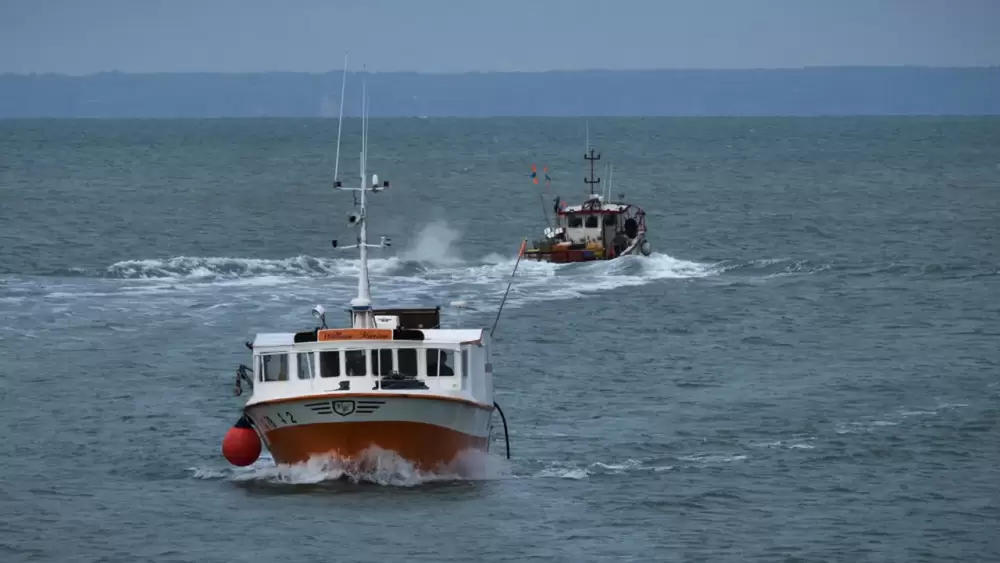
[584,122,601,197]
[332,67,391,329]
[352,80,370,321]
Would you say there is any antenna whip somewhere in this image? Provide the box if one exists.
[333,52,348,186]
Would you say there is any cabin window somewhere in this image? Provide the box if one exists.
[585,215,599,228]
[319,350,340,378]
[603,215,617,227]
[261,353,289,382]
[461,349,471,379]
[297,352,315,380]
[372,348,393,376]
[345,349,367,376]
[397,348,419,377]
[567,214,583,228]
[426,349,455,377]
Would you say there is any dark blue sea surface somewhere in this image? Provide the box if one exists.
[1,117,998,562]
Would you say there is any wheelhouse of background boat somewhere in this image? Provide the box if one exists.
[557,206,627,244]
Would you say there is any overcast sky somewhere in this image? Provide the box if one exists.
[2,0,998,74]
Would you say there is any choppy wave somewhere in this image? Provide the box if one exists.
[189,452,738,486]
[10,219,843,313]
[35,254,988,288]
[104,255,392,280]
[532,458,677,480]
[101,252,714,282]
[87,252,718,312]
[4,250,848,319]
[190,447,512,487]
[711,257,832,279]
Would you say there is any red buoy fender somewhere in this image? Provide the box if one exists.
[222,415,261,467]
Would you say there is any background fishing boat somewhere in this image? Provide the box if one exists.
[523,128,652,263]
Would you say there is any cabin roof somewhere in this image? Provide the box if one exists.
[252,328,484,349]
[558,202,630,215]
[414,328,486,344]
[253,332,297,347]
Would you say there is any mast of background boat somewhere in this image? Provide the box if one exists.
[584,122,600,197]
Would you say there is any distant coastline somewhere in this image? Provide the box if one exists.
[2,66,998,118]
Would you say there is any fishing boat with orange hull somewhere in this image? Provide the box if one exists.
[523,131,652,263]
[221,57,516,474]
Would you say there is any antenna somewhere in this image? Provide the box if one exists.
[605,164,615,201]
[332,52,347,189]
[361,73,367,173]
[603,163,609,201]
[362,64,373,176]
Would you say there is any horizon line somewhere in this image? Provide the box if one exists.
[4,64,999,78]
[4,114,1000,121]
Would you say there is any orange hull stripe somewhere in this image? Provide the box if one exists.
[252,392,494,411]
[263,421,488,469]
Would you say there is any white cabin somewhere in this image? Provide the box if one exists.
[246,324,494,409]
[556,195,632,246]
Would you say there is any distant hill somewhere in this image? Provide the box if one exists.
[1,67,998,118]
